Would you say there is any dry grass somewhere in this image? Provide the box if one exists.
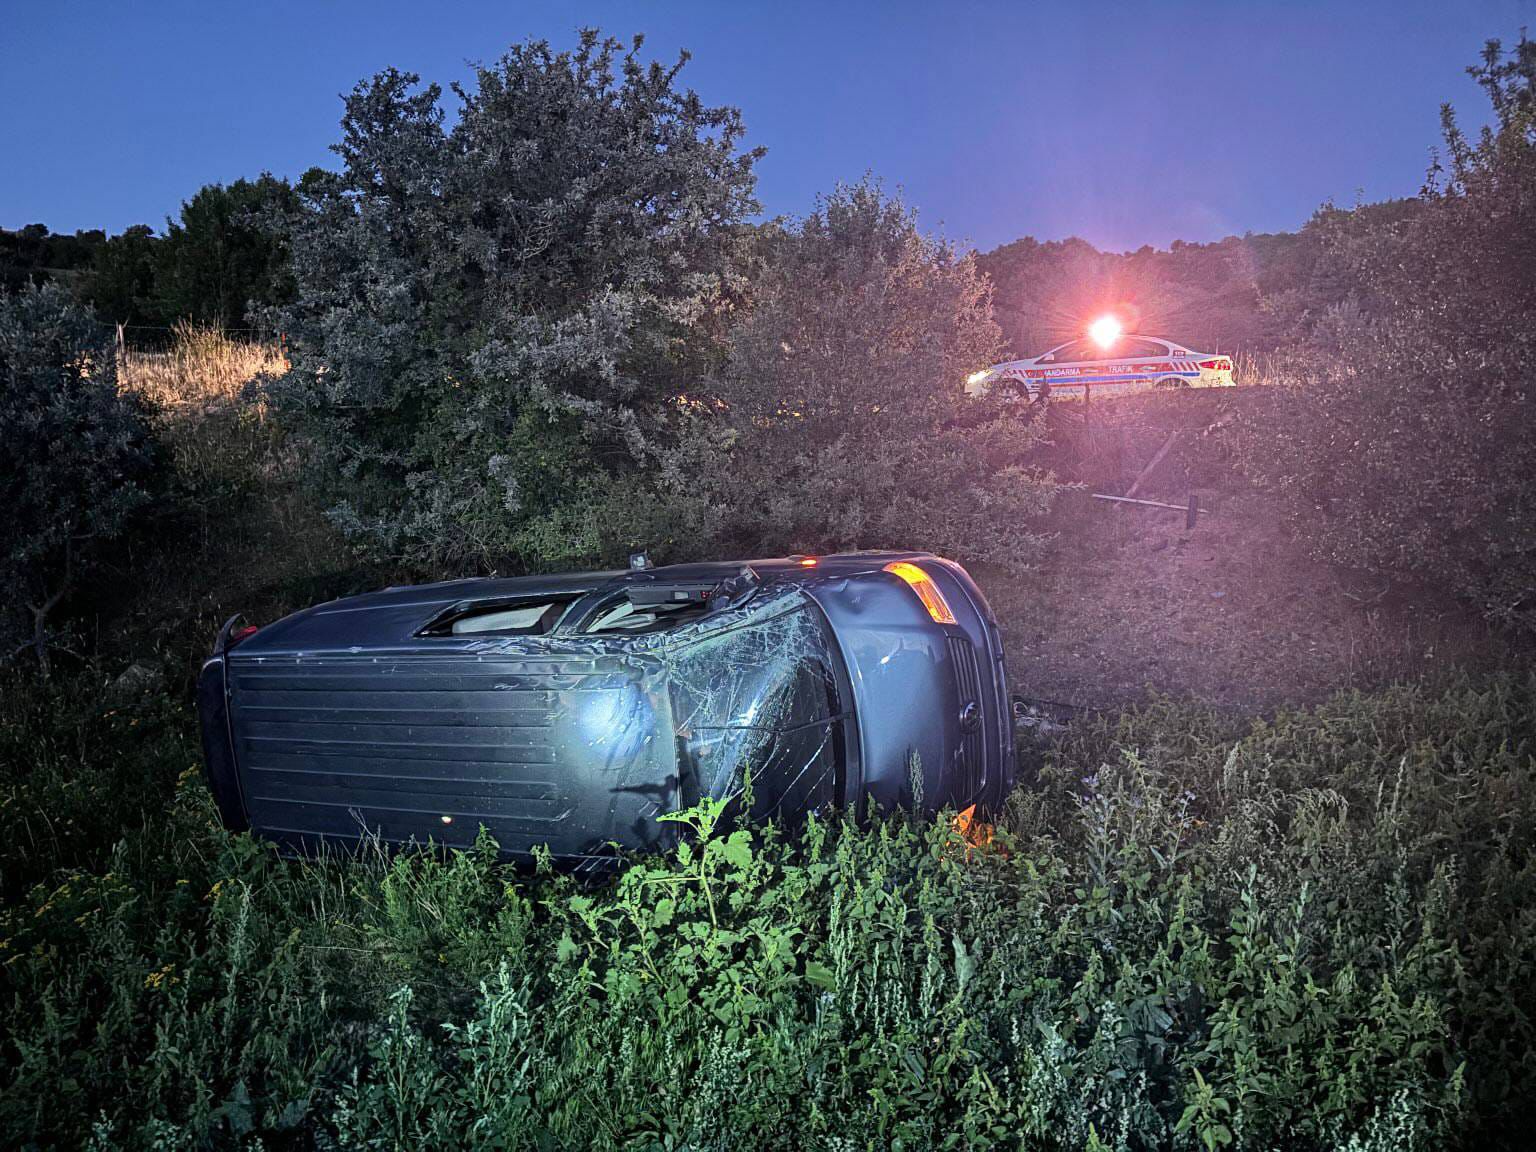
[1230,349,1281,386]
[119,322,287,414]
[103,325,359,659]
[120,323,295,495]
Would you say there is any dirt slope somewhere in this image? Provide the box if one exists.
[974,388,1508,711]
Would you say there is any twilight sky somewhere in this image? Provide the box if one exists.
[2,0,1530,252]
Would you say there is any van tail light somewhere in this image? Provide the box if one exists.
[1198,358,1232,372]
[883,561,958,624]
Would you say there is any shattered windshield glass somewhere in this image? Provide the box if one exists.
[453,584,849,832]
[660,587,846,819]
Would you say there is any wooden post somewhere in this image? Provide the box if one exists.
[1125,431,1180,499]
[1082,381,1093,455]
[1090,492,1214,525]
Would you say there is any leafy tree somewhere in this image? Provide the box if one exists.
[696,181,1056,568]
[85,223,163,328]
[1244,33,1536,627]
[154,175,298,329]
[0,284,160,674]
[266,32,760,571]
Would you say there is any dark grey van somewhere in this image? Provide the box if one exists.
[198,551,1013,865]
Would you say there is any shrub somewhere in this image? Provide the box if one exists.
[3,675,1533,1149]
[1242,35,1536,628]
[265,31,761,573]
[0,284,161,674]
[694,181,1057,569]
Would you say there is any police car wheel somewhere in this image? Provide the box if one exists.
[1155,375,1188,389]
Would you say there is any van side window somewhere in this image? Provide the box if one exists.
[419,597,575,636]
[583,586,714,633]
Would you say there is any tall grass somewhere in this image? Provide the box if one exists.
[118,323,292,502]
[1229,349,1279,387]
[118,322,286,414]
[2,674,1532,1149]
[94,323,358,669]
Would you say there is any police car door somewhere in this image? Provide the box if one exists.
[1034,340,1090,398]
[1118,337,1179,391]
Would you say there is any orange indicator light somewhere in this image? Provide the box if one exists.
[882,561,958,624]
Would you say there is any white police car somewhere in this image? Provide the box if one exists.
[965,320,1235,400]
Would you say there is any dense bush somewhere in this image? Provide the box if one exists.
[693,182,1057,568]
[0,284,161,674]
[1240,35,1536,629]
[265,32,761,573]
[3,674,1533,1149]
[150,176,298,330]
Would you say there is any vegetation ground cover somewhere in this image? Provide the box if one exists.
[3,670,1533,1150]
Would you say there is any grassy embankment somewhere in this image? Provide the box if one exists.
[4,669,1533,1149]
[2,332,1532,1149]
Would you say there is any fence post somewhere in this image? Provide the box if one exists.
[1186,492,1200,530]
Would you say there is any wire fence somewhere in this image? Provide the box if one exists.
[113,322,285,353]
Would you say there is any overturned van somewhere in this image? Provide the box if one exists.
[198,551,1013,866]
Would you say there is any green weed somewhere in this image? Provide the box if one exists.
[2,674,1533,1148]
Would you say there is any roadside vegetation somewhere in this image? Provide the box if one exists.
[2,25,1535,1152]
[4,670,1533,1149]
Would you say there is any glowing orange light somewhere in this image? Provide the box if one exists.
[950,804,1000,859]
[883,561,957,624]
[1088,314,1122,349]
[798,556,819,567]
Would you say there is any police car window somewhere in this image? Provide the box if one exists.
[1048,340,1095,362]
[1119,338,1169,358]
[1079,339,1130,362]
[1056,337,1165,362]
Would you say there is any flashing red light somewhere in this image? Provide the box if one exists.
[1088,315,1122,349]
[230,624,259,645]
[798,556,819,567]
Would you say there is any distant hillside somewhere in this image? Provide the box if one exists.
[0,223,106,296]
[976,198,1424,357]
[1,175,295,330]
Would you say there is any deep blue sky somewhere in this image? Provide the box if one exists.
[2,0,1530,252]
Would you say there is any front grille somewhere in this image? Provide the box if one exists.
[947,635,984,799]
